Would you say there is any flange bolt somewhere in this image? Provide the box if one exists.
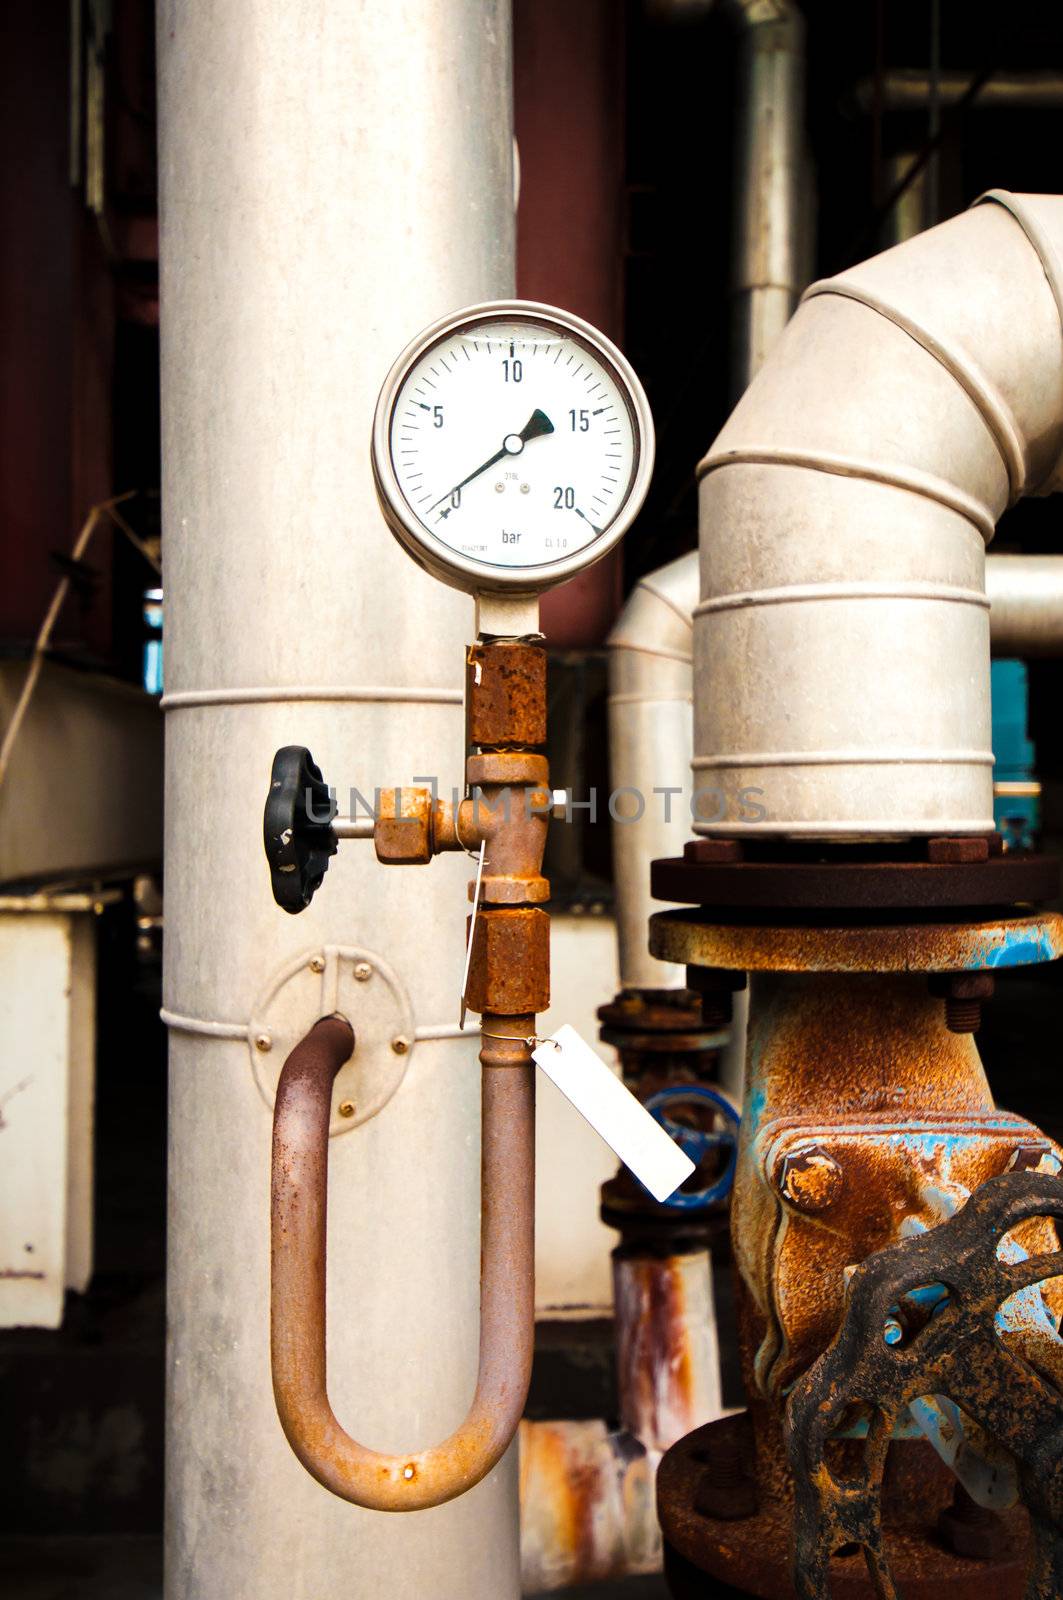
[928,973,995,1034]
[778,1145,843,1213]
[937,1483,1008,1560]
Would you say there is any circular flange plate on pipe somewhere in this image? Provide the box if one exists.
[650,852,1060,913]
[649,910,1063,975]
[248,945,414,1134]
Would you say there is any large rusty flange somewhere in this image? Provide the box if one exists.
[650,842,1059,916]
[658,1416,1030,1600]
[649,911,1063,976]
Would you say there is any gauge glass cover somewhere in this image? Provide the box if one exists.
[373,303,653,594]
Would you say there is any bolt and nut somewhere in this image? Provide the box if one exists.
[691,1422,758,1522]
[354,961,372,982]
[309,954,326,973]
[778,1145,844,1212]
[338,1100,356,1118]
[937,1483,1008,1561]
[254,1032,272,1053]
[928,973,995,1034]
[391,1035,410,1056]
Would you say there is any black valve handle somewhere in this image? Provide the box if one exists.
[263,745,337,914]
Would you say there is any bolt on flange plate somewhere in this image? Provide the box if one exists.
[249,945,414,1134]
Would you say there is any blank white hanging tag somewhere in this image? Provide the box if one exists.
[532,1024,696,1203]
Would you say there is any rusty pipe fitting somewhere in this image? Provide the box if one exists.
[270,1013,535,1511]
[464,751,551,904]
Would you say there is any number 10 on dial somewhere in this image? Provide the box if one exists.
[371,301,655,598]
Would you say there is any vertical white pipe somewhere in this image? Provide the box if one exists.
[729,0,806,393]
[607,0,805,994]
[157,4,515,1596]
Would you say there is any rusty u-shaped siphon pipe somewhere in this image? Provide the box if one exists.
[270,1012,535,1511]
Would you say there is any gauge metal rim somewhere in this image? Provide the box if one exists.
[370,298,655,596]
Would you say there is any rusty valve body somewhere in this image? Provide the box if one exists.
[648,889,1063,1600]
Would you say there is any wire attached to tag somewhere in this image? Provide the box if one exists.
[479,1029,560,1048]
[458,839,487,1030]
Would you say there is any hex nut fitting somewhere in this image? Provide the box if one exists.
[465,907,550,1017]
[375,787,433,865]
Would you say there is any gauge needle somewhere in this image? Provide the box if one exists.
[432,409,554,515]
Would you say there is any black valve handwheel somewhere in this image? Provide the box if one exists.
[263,745,337,914]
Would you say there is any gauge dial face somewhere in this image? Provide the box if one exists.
[373,303,653,595]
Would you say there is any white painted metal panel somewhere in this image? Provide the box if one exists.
[0,914,72,1327]
[65,913,96,1291]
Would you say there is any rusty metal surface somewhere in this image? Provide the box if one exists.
[650,912,1063,975]
[650,852,1059,914]
[658,1414,1030,1599]
[757,1110,1055,1396]
[598,986,729,1087]
[614,1250,723,1454]
[463,751,551,905]
[598,988,728,1058]
[519,1419,661,1592]
[519,1249,724,1589]
[374,785,434,864]
[467,639,547,749]
[726,970,1063,1403]
[465,906,550,1016]
[785,1171,1063,1599]
[270,1013,535,1511]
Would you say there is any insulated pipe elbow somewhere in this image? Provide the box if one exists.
[607,553,698,990]
[270,1015,535,1511]
[695,189,1063,838]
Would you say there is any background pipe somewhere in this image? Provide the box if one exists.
[853,70,1063,115]
[609,0,805,994]
[158,1,517,1594]
[727,0,807,394]
[271,1015,535,1512]
[608,549,1063,992]
[694,190,1063,839]
[608,553,698,993]
[987,555,1063,657]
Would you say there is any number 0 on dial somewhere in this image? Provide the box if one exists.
[371,301,654,596]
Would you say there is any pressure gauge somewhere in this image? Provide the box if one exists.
[371,301,654,596]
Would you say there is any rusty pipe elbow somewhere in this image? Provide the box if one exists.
[270,1014,535,1511]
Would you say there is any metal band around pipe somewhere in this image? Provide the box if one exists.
[160,1007,478,1045]
[607,641,693,664]
[608,693,693,708]
[802,278,1028,499]
[693,749,994,769]
[160,685,464,710]
[978,188,1063,492]
[695,446,996,540]
[694,581,990,617]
